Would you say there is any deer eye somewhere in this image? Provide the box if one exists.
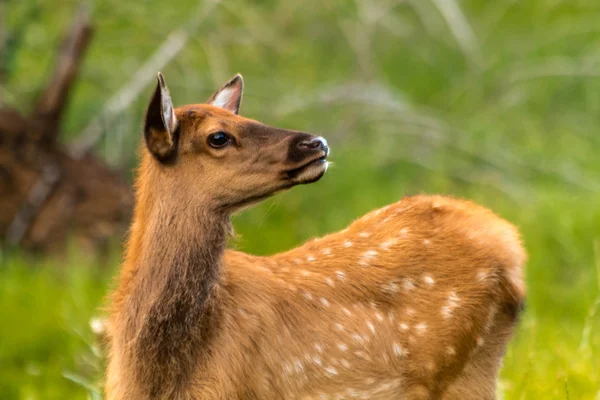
[207,132,231,148]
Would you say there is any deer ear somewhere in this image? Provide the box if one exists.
[207,74,244,115]
[144,72,179,161]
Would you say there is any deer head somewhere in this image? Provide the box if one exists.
[142,73,330,213]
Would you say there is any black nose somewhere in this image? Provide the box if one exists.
[297,137,329,155]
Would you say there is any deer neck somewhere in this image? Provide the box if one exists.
[116,162,231,396]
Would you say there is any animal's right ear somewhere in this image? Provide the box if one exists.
[144,72,179,161]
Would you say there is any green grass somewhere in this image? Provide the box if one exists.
[2,0,600,398]
[0,253,109,400]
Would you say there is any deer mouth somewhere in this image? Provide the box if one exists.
[286,156,328,183]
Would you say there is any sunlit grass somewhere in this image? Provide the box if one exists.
[0,252,110,400]
[3,0,600,398]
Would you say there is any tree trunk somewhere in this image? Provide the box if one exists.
[0,6,133,258]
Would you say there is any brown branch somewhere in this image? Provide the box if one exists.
[33,4,93,141]
[5,162,61,246]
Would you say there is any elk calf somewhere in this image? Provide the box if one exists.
[106,73,526,400]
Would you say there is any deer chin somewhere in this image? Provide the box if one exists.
[225,183,290,214]
[287,157,328,184]
[228,193,274,214]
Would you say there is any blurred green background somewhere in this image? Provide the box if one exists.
[2,0,600,398]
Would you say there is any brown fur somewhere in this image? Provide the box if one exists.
[106,75,526,400]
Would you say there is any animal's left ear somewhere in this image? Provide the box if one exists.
[207,74,244,115]
[144,72,179,161]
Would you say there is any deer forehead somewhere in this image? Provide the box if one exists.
[176,106,266,141]
[177,104,259,123]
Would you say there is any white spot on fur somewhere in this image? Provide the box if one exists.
[382,282,399,293]
[441,291,460,319]
[449,291,460,302]
[315,343,323,353]
[302,291,313,300]
[300,269,311,276]
[392,342,407,357]
[343,240,353,248]
[338,343,348,352]
[359,231,371,238]
[320,297,330,307]
[307,255,316,262]
[422,274,435,286]
[324,366,338,376]
[336,270,346,280]
[375,312,384,322]
[367,321,376,333]
[380,238,398,250]
[399,227,409,236]
[342,307,352,317]
[322,248,332,256]
[399,323,409,331]
[476,337,485,346]
[294,359,304,373]
[312,355,323,365]
[341,359,351,368]
[352,334,364,344]
[335,323,345,331]
[359,250,378,266]
[415,322,427,335]
[388,312,395,322]
[403,278,415,291]
[405,308,415,316]
[446,346,456,355]
[325,277,335,287]
[423,239,431,245]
